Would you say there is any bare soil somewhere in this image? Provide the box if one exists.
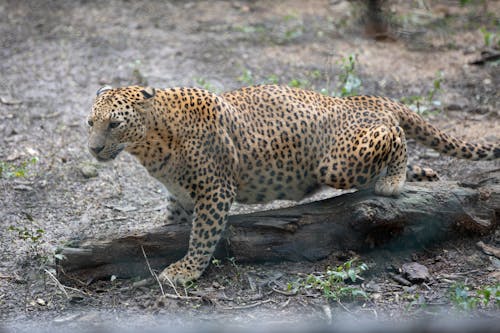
[0,0,499,331]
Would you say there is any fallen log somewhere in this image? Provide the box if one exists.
[57,174,500,282]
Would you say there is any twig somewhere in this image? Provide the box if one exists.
[133,279,200,300]
[336,300,353,314]
[101,216,128,223]
[140,245,165,297]
[44,269,69,299]
[359,307,378,319]
[140,247,199,301]
[162,293,202,301]
[163,274,181,298]
[384,283,405,290]
[477,241,500,259]
[270,286,298,296]
[43,270,88,295]
[389,272,412,286]
[132,278,154,288]
[280,298,291,308]
[221,298,272,310]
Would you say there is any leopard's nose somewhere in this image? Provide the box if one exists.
[90,145,104,154]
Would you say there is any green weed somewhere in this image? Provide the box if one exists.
[288,78,310,89]
[0,157,38,178]
[194,77,219,93]
[238,69,255,85]
[227,256,243,281]
[479,27,498,47]
[211,258,222,268]
[266,74,280,85]
[400,71,444,115]
[312,55,362,97]
[281,13,304,42]
[302,258,369,301]
[8,222,45,258]
[338,54,362,97]
[8,225,44,245]
[449,282,500,311]
[404,293,427,312]
[129,59,148,86]
[427,71,443,103]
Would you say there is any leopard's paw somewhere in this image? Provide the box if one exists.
[374,176,405,197]
[158,260,203,285]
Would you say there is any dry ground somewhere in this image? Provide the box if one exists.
[0,0,499,331]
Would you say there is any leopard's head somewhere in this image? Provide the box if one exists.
[87,85,155,162]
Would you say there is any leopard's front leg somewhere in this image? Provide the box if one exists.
[159,181,236,284]
[165,196,193,224]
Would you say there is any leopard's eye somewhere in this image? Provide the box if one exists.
[88,119,94,127]
[109,121,121,129]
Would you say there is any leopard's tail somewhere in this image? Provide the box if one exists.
[390,99,499,161]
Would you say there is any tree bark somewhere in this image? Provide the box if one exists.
[57,175,500,282]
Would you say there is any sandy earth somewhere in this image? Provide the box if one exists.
[0,0,499,331]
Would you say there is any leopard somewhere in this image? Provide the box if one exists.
[87,84,499,284]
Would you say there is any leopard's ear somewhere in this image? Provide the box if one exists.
[134,87,156,112]
[96,85,112,96]
[140,87,155,99]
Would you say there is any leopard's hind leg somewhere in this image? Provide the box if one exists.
[373,125,408,196]
[319,124,407,196]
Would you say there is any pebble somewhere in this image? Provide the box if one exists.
[53,313,81,324]
[364,280,382,292]
[421,150,441,159]
[13,184,34,191]
[80,164,98,178]
[401,262,430,283]
[0,96,22,105]
[445,103,464,111]
[489,256,500,269]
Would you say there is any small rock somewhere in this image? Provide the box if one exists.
[421,150,440,159]
[401,262,430,283]
[80,164,98,178]
[488,270,500,280]
[13,184,34,191]
[465,253,484,267]
[477,241,500,259]
[470,106,491,115]
[105,204,137,212]
[364,280,382,292]
[485,135,498,143]
[36,298,46,306]
[0,96,22,105]
[489,256,500,269]
[69,296,85,304]
[445,103,464,111]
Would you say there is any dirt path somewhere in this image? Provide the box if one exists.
[0,0,499,330]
